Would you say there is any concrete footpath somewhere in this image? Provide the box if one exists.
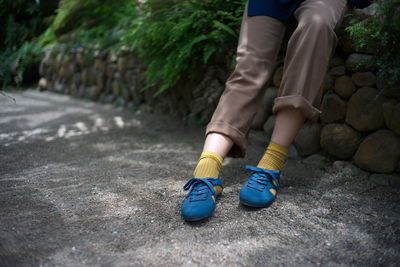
[1,90,399,266]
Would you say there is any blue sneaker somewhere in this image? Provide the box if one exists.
[239,165,281,208]
[181,177,223,221]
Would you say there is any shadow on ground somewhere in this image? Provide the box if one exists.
[0,90,399,266]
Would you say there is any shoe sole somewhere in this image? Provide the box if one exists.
[183,215,210,222]
[239,199,274,208]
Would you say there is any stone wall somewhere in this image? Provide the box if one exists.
[252,54,400,175]
[38,11,400,176]
[39,44,229,124]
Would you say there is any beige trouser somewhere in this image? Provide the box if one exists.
[206,0,349,158]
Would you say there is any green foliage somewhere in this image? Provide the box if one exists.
[121,0,245,95]
[318,158,331,171]
[346,0,400,86]
[3,0,245,93]
[1,0,137,87]
[42,0,138,48]
[0,0,57,87]
[0,42,43,87]
[0,0,45,50]
[38,26,58,47]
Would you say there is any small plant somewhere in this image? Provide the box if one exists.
[345,0,400,86]
[318,158,331,171]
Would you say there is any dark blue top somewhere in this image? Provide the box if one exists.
[248,0,372,20]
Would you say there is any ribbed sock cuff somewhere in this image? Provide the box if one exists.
[199,151,223,166]
[269,142,288,155]
[257,142,288,171]
[193,151,224,178]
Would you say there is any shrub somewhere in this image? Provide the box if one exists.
[0,0,57,87]
[0,42,43,87]
[41,0,138,48]
[345,0,400,87]
[121,0,246,95]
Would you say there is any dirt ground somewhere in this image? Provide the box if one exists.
[1,90,399,266]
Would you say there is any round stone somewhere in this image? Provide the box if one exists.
[294,123,321,156]
[320,93,347,123]
[354,130,400,173]
[334,75,356,99]
[263,115,276,138]
[351,72,376,87]
[329,66,346,76]
[346,87,387,132]
[251,109,268,130]
[329,55,345,68]
[264,87,279,114]
[382,100,400,135]
[345,53,374,72]
[38,78,47,90]
[323,74,335,92]
[320,123,361,160]
[369,174,400,187]
[251,87,278,130]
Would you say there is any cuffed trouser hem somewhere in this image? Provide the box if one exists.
[206,121,247,158]
[273,95,322,123]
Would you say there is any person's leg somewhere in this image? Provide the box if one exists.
[260,0,350,171]
[191,133,232,191]
[192,3,287,179]
[240,0,350,207]
[272,0,350,121]
[202,133,233,158]
[204,3,287,160]
[182,2,287,221]
[257,108,305,171]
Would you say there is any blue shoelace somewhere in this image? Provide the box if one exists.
[245,165,280,192]
[183,178,217,202]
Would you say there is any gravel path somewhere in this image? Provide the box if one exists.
[1,90,399,266]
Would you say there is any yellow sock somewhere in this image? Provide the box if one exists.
[257,142,288,171]
[193,151,223,195]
